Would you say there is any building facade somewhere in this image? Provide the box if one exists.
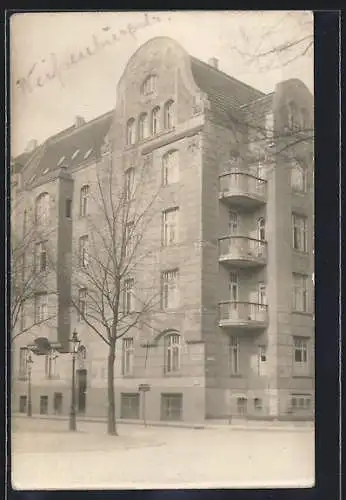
[11,37,314,423]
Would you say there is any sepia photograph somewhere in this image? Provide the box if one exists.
[10,10,315,490]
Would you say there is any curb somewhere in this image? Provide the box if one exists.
[12,414,314,432]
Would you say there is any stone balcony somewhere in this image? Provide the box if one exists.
[219,236,267,267]
[219,301,268,329]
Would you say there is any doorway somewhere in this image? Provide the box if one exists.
[76,369,87,414]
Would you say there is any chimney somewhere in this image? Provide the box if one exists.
[208,57,219,69]
[75,115,85,127]
[25,139,38,152]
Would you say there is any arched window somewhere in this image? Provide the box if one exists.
[35,193,50,224]
[151,106,160,135]
[80,185,89,217]
[291,161,307,192]
[126,118,136,145]
[257,217,266,241]
[288,101,298,131]
[141,75,157,96]
[138,113,149,140]
[162,150,179,186]
[164,333,181,374]
[164,100,175,129]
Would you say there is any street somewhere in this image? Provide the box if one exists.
[11,417,315,490]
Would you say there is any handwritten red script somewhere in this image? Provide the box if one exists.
[15,13,165,94]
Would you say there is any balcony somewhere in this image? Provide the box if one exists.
[219,236,267,267]
[219,301,268,329]
[219,170,267,208]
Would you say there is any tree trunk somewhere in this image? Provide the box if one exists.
[107,343,118,436]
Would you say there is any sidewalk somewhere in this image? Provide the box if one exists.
[12,413,314,432]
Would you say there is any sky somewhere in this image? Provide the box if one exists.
[10,11,314,157]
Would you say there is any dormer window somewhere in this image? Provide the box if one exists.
[71,149,80,161]
[57,156,66,167]
[141,75,157,96]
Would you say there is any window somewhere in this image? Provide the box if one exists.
[40,395,49,415]
[45,350,58,379]
[288,101,299,131]
[35,241,47,272]
[291,394,312,412]
[121,393,140,418]
[66,199,72,218]
[138,113,149,140]
[78,288,87,320]
[124,168,135,201]
[123,278,135,314]
[258,283,267,309]
[126,118,136,145]
[292,274,308,312]
[291,161,307,192]
[79,235,89,268]
[80,185,89,217]
[161,270,179,309]
[141,75,157,96]
[265,112,274,138]
[229,272,238,303]
[164,333,181,374]
[19,395,27,413]
[236,397,247,416]
[163,208,179,246]
[151,106,160,135]
[19,347,28,377]
[293,337,308,364]
[161,393,183,421]
[78,345,87,370]
[162,150,179,185]
[125,221,134,256]
[228,211,238,234]
[122,338,134,375]
[254,398,263,411]
[258,345,267,376]
[229,336,239,375]
[35,193,50,224]
[35,293,48,323]
[292,214,308,252]
[257,217,266,241]
[164,100,175,129]
[71,149,80,161]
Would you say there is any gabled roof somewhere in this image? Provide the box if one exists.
[190,56,265,124]
[15,111,113,187]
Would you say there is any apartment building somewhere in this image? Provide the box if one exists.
[11,37,314,422]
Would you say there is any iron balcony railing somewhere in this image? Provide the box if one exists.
[219,301,268,324]
[219,236,267,261]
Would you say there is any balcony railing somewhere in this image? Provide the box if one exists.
[219,170,267,206]
[219,301,268,328]
[219,236,267,266]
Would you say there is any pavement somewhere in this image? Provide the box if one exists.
[11,416,315,490]
[12,412,314,432]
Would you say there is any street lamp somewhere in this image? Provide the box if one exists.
[26,351,34,417]
[68,329,80,431]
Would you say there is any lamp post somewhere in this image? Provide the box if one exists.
[27,351,34,417]
[69,329,80,431]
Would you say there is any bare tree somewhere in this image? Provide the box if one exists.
[70,152,163,436]
[11,195,58,344]
[231,11,313,72]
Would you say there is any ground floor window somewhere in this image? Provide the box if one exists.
[253,397,263,411]
[53,392,63,415]
[236,397,247,416]
[160,393,183,421]
[290,394,312,412]
[19,395,27,413]
[120,393,140,419]
[40,395,48,415]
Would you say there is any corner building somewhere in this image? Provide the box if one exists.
[12,37,314,423]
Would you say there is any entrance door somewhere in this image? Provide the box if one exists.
[53,392,63,415]
[76,369,87,414]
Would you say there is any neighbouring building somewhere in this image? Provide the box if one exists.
[11,37,314,423]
